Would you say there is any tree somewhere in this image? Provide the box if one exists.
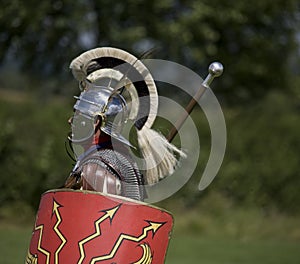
[1,0,299,102]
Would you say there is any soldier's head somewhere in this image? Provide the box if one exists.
[68,47,185,184]
[68,84,130,146]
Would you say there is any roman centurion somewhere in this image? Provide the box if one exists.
[26,47,223,263]
[64,47,186,201]
[26,48,182,263]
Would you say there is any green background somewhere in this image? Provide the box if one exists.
[1,0,300,263]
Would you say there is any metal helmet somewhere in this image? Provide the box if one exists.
[71,84,130,145]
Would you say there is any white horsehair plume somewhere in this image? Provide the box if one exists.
[137,127,186,185]
[70,47,186,185]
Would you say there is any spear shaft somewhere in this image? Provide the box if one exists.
[167,62,224,142]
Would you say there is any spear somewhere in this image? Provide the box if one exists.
[166,62,224,142]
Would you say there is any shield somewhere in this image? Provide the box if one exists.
[26,189,173,264]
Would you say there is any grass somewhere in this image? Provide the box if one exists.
[1,192,299,264]
[0,224,32,264]
[1,223,300,264]
[166,233,300,264]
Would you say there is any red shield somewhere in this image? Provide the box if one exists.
[26,189,173,264]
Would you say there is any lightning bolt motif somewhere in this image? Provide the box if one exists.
[133,244,153,264]
[78,205,120,264]
[52,200,67,264]
[25,249,38,264]
[90,221,163,264]
[35,224,50,264]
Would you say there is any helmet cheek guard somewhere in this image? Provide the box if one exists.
[68,111,96,144]
[70,86,131,146]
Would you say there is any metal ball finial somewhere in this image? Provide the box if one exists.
[202,61,224,87]
[209,62,224,77]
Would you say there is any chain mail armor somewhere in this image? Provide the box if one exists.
[66,148,145,201]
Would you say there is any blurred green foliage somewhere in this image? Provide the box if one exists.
[219,92,300,213]
[0,0,300,221]
[1,0,299,102]
[0,89,299,217]
[158,91,300,215]
[0,97,72,211]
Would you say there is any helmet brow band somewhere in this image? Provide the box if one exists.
[88,57,150,130]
